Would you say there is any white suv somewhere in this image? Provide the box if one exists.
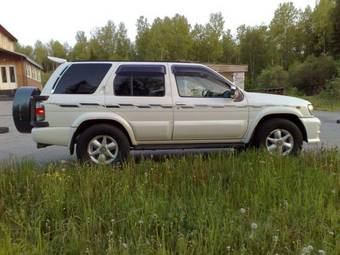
[12,61,321,164]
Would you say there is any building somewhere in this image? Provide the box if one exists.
[0,24,43,94]
[207,64,248,89]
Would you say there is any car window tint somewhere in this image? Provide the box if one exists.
[114,73,165,97]
[114,75,131,96]
[54,63,111,94]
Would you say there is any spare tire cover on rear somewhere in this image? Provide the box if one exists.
[12,87,41,133]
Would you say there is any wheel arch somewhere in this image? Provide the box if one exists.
[69,119,136,155]
[248,113,308,145]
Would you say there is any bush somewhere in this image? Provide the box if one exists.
[289,55,337,95]
[320,78,340,100]
[256,65,289,88]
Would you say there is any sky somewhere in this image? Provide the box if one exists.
[1,0,317,47]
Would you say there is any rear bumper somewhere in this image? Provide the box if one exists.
[300,117,321,143]
[32,127,76,147]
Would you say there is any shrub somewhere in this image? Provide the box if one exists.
[320,78,340,100]
[289,55,337,95]
[256,65,289,88]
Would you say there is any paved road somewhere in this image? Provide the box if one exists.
[1,101,339,164]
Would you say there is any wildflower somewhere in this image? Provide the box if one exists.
[61,168,66,172]
[328,231,335,236]
[240,208,246,214]
[122,242,128,249]
[107,231,113,237]
[251,222,258,230]
[331,189,336,195]
[226,246,231,251]
[283,200,289,208]
[301,245,313,255]
[318,250,326,255]
[111,218,115,223]
[272,235,279,242]
[138,220,144,225]
[60,160,67,164]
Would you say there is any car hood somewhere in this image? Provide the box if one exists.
[245,92,311,107]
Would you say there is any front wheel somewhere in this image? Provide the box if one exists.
[76,124,130,165]
[254,118,303,156]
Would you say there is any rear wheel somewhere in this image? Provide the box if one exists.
[254,118,303,156]
[76,124,130,165]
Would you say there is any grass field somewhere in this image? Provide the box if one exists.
[302,96,340,112]
[0,150,339,254]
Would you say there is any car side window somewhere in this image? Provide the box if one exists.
[114,65,165,97]
[175,73,231,98]
[54,63,111,94]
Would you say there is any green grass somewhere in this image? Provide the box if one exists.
[301,96,340,112]
[0,150,339,254]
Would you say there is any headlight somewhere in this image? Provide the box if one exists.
[307,104,314,115]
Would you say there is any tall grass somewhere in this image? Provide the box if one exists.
[0,150,339,254]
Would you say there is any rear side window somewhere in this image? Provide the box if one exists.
[54,63,111,94]
[114,65,165,97]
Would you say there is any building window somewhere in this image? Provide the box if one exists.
[37,71,41,82]
[1,67,7,83]
[9,66,16,83]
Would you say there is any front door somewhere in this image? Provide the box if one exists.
[171,65,248,141]
[0,65,17,90]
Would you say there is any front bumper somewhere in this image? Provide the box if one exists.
[300,117,321,143]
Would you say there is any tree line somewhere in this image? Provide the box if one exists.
[16,0,340,94]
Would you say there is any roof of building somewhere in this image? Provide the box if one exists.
[0,24,18,42]
[206,64,248,73]
[0,48,43,70]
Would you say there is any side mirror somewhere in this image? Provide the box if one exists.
[223,86,237,99]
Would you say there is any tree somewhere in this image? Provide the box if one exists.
[290,55,337,95]
[72,31,90,60]
[220,30,238,64]
[331,0,340,58]
[15,44,34,59]
[204,13,224,62]
[312,0,335,54]
[33,40,49,71]
[296,6,317,59]
[238,25,269,84]
[114,23,131,60]
[135,16,150,60]
[90,20,117,60]
[135,14,192,61]
[48,40,67,59]
[269,2,300,69]
[257,65,289,88]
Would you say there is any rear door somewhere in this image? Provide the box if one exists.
[171,65,248,141]
[105,64,173,142]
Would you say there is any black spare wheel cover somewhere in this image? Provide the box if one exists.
[12,87,41,133]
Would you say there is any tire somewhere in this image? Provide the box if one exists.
[12,87,41,133]
[254,118,303,156]
[76,124,130,165]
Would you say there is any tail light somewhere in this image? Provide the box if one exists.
[35,104,45,122]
